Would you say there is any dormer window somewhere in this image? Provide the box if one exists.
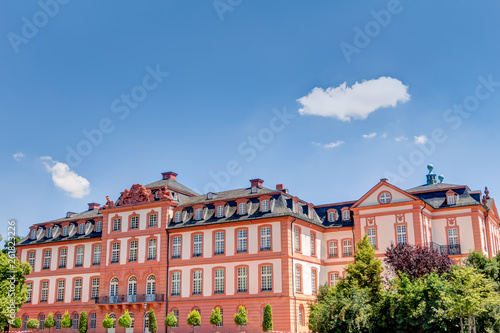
[195,209,202,221]
[308,208,313,219]
[46,227,52,238]
[328,210,337,222]
[446,190,458,205]
[292,201,297,213]
[207,192,214,200]
[378,191,392,204]
[342,210,350,221]
[62,226,68,236]
[96,221,102,232]
[216,205,224,218]
[447,195,455,205]
[239,202,247,215]
[261,200,269,212]
[251,186,257,194]
[174,211,181,223]
[79,224,85,234]
[30,229,36,240]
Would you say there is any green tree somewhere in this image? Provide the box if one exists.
[2,236,21,255]
[262,304,273,332]
[339,235,383,302]
[27,318,39,331]
[61,311,72,333]
[209,307,222,330]
[117,310,131,332]
[233,306,248,332]
[148,309,158,333]
[11,317,22,330]
[164,312,177,332]
[186,310,201,333]
[102,314,113,331]
[45,313,56,333]
[467,251,500,289]
[0,250,32,330]
[78,311,87,333]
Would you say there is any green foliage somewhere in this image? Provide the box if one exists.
[2,236,21,255]
[11,317,22,328]
[102,314,113,329]
[164,312,177,328]
[27,318,39,330]
[467,251,500,290]
[117,310,131,328]
[233,306,248,330]
[78,311,87,333]
[262,304,273,331]
[209,307,222,326]
[0,250,32,330]
[148,309,158,333]
[186,310,201,329]
[45,313,56,333]
[61,311,72,330]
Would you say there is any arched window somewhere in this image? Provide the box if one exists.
[127,276,137,302]
[146,275,156,301]
[109,313,116,328]
[298,305,304,326]
[143,313,149,331]
[128,313,134,328]
[109,277,118,303]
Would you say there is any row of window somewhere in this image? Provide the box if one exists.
[327,209,351,222]
[28,245,102,270]
[111,238,157,263]
[30,222,102,240]
[174,200,272,223]
[26,277,100,303]
[112,213,158,232]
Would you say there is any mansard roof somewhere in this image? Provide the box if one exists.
[145,177,198,196]
[177,186,276,206]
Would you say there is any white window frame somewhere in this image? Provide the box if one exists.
[193,270,202,295]
[57,280,65,302]
[171,272,181,296]
[214,268,225,294]
[130,216,139,229]
[237,267,248,293]
[261,200,269,212]
[397,225,407,245]
[237,229,248,253]
[260,227,271,251]
[111,243,120,263]
[193,234,203,257]
[113,219,121,232]
[172,236,181,259]
[238,202,246,215]
[148,239,157,260]
[261,265,272,292]
[93,245,101,265]
[148,214,157,227]
[217,205,224,218]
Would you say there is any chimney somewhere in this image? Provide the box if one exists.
[276,184,285,190]
[426,164,437,185]
[250,179,264,188]
[380,178,388,183]
[162,171,178,181]
[88,203,100,211]
[66,212,77,218]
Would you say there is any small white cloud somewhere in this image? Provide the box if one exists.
[41,156,91,198]
[362,132,377,139]
[297,76,410,121]
[381,133,387,139]
[395,136,408,142]
[324,140,345,148]
[414,135,428,144]
[13,152,25,161]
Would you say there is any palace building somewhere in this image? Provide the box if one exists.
[16,165,500,332]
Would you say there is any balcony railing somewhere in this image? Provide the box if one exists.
[432,242,461,255]
[95,293,164,304]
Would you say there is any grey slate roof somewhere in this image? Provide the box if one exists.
[406,183,469,193]
[409,186,481,209]
[35,209,102,225]
[178,186,276,206]
[19,218,101,246]
[145,178,199,196]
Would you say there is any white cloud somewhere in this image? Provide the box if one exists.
[395,136,408,142]
[362,132,377,139]
[41,156,91,198]
[297,76,410,121]
[13,152,25,161]
[324,140,344,148]
[414,135,428,144]
[381,133,387,139]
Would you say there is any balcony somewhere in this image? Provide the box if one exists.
[95,293,164,304]
[432,242,461,255]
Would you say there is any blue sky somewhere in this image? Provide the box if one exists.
[1,0,500,240]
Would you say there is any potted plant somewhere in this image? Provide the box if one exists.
[233,306,247,332]
[61,311,72,333]
[102,314,114,333]
[11,317,22,331]
[78,311,88,333]
[209,308,222,333]
[45,313,56,333]
[186,310,201,333]
[148,309,158,333]
[118,310,132,333]
[164,312,177,333]
[262,304,273,332]
[26,318,39,332]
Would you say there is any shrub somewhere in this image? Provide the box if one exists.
[118,310,132,330]
[148,309,158,333]
[102,314,113,329]
[234,306,248,332]
[164,312,177,330]
[186,310,201,332]
[209,308,222,329]
[45,313,55,333]
[27,319,39,330]
[262,304,273,331]
[78,311,87,333]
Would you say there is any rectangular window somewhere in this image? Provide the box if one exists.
[56,314,61,330]
[26,282,32,303]
[91,278,99,299]
[40,315,45,330]
[343,210,350,220]
[448,228,460,255]
[47,227,52,238]
[149,214,157,227]
[172,236,181,259]
[260,227,271,251]
[295,266,301,292]
[41,281,49,302]
[193,270,202,295]
[329,241,338,258]
[172,310,179,328]
[328,211,336,222]
[367,227,377,249]
[72,314,79,330]
[57,280,65,301]
[237,267,248,293]
[217,205,224,218]
[237,229,248,253]
[90,313,96,330]
[59,248,67,268]
[171,272,181,296]
[397,225,407,245]
[43,250,51,270]
[174,211,181,223]
[261,265,272,292]
[311,269,317,294]
[75,247,84,267]
[96,221,102,232]
[195,209,202,220]
[62,226,68,236]
[148,239,157,260]
[31,229,36,240]
[447,195,455,205]
[193,234,203,257]
[294,228,300,252]
[130,216,139,229]
[74,279,82,301]
[330,272,339,286]
[238,202,246,215]
[261,200,269,212]
[79,223,84,234]
[113,218,121,232]
[343,239,353,257]
[111,243,120,263]
[214,268,224,294]
[310,233,316,255]
[129,241,138,262]
[214,232,224,255]
[93,245,101,265]
[28,252,35,269]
